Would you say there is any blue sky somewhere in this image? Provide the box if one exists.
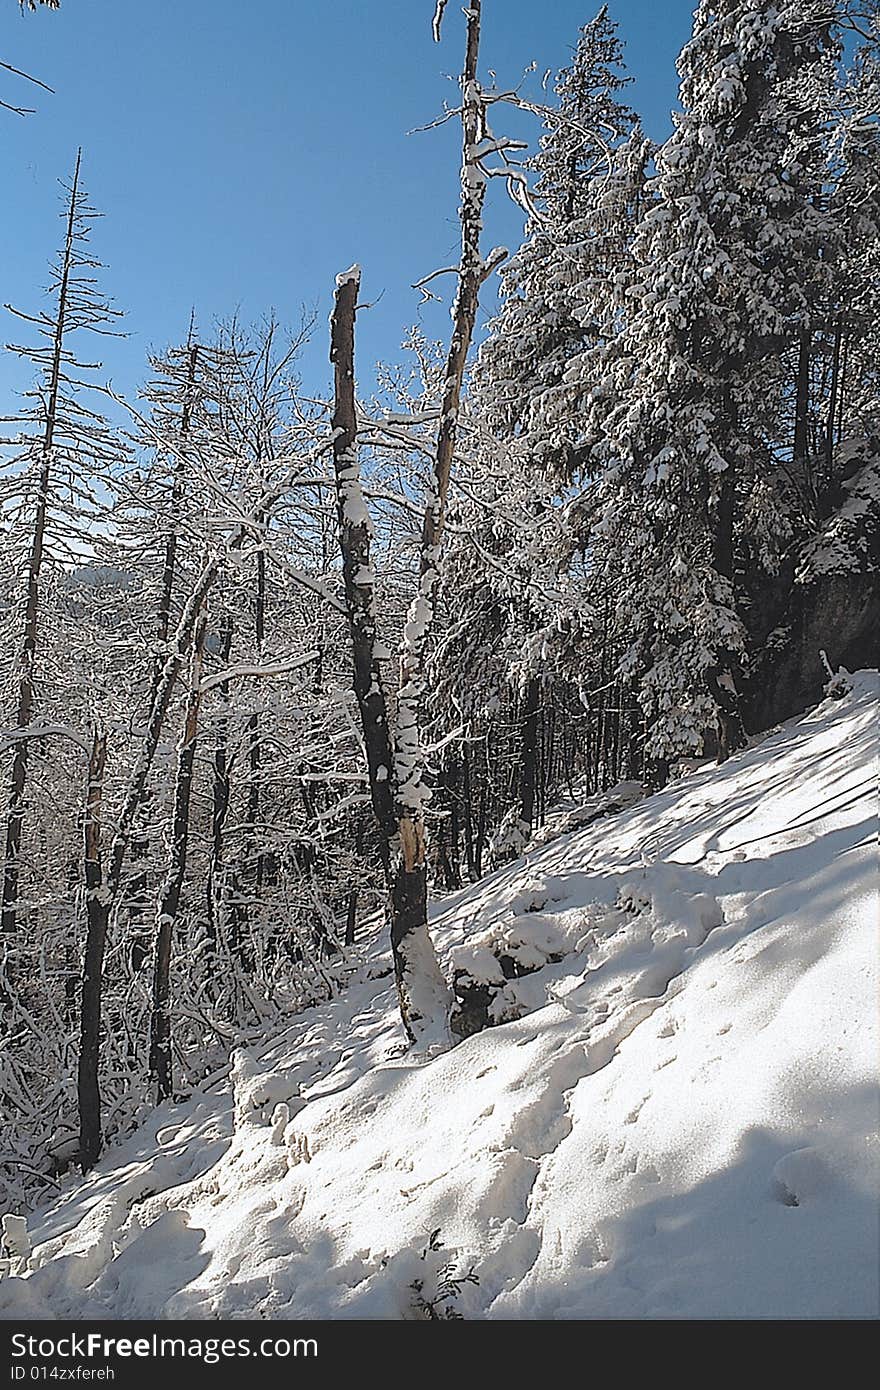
[1,0,695,404]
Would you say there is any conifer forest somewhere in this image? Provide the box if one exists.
[0,0,877,1328]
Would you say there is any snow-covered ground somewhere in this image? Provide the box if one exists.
[2,674,878,1320]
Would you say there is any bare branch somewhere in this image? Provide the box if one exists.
[432,0,448,43]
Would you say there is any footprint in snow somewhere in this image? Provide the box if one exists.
[771,1148,830,1207]
[624,1096,651,1125]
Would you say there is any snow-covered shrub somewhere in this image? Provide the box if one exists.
[449,909,574,1039]
[408,1229,479,1320]
[820,652,853,701]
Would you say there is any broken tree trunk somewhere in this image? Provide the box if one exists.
[388,0,495,1038]
[330,267,450,1042]
[328,1,501,1043]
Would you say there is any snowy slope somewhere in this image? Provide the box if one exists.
[2,674,878,1320]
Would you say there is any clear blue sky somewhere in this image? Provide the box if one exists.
[1,0,695,404]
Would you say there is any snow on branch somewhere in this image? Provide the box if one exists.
[0,722,92,756]
[199,651,320,695]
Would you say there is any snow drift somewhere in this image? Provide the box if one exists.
[2,673,877,1319]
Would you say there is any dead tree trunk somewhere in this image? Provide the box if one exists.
[329,1,499,1042]
[149,608,208,1103]
[388,0,498,1039]
[2,152,82,939]
[77,723,109,1172]
[329,269,397,878]
[330,267,450,1040]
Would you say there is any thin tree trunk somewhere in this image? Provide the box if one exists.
[793,325,812,474]
[77,722,109,1172]
[475,769,487,879]
[387,0,493,1039]
[836,330,848,444]
[149,608,208,1103]
[711,397,747,763]
[824,317,842,479]
[2,152,82,939]
[518,679,540,832]
[344,887,357,947]
[206,610,234,951]
[462,745,476,882]
[330,268,447,1038]
[130,341,201,928]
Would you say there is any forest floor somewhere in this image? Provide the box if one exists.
[2,673,878,1320]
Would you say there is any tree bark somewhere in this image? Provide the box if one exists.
[387,0,490,1039]
[149,608,208,1103]
[329,269,397,875]
[518,680,540,832]
[824,317,842,479]
[77,722,109,1172]
[206,609,233,952]
[328,2,496,1043]
[793,325,812,474]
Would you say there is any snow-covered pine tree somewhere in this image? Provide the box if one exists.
[582,0,842,766]
[820,11,880,455]
[476,5,646,480]
[746,8,880,723]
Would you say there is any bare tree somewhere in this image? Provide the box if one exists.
[3,2,58,115]
[330,0,506,1042]
[1,151,121,941]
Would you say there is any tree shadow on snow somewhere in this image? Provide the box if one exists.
[492,1109,880,1320]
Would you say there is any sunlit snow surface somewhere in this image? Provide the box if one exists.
[3,674,878,1320]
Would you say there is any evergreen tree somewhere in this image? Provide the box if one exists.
[583,0,842,763]
[477,5,646,479]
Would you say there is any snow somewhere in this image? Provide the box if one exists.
[1,674,877,1320]
[334,265,361,289]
